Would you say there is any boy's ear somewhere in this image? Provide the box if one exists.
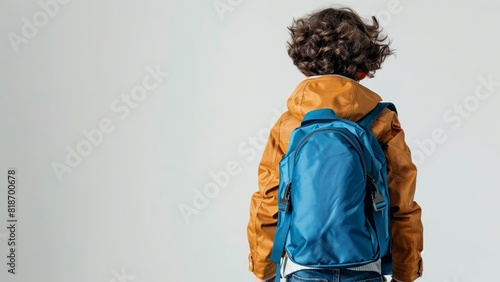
[357,72,367,80]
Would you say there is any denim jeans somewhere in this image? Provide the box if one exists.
[285,268,386,282]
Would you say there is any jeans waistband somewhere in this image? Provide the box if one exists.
[281,257,381,278]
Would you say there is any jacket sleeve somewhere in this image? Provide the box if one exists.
[378,110,424,281]
[246,118,287,280]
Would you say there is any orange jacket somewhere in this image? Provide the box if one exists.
[247,75,423,281]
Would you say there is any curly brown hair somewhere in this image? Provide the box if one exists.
[287,7,394,80]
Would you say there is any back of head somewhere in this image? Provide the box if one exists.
[287,7,394,80]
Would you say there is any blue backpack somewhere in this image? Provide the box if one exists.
[270,103,396,281]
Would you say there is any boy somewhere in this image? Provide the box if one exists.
[246,6,423,282]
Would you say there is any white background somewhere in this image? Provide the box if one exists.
[1,0,499,281]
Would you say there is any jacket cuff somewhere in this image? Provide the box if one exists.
[392,258,423,281]
[248,254,276,280]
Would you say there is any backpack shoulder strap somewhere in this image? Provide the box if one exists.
[358,102,397,275]
[357,102,397,129]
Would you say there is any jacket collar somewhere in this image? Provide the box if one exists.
[287,75,382,122]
